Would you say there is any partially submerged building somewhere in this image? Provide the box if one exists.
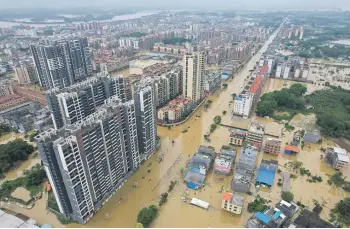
[184,146,216,189]
[245,123,265,150]
[303,130,321,144]
[325,147,349,171]
[229,129,245,146]
[256,160,278,188]
[288,209,335,228]
[231,147,258,193]
[0,209,39,228]
[264,138,281,156]
[247,200,299,228]
[221,192,244,215]
[191,198,210,210]
[214,146,237,175]
[284,145,300,155]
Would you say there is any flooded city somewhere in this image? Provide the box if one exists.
[1,11,350,228]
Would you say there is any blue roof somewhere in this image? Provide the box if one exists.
[255,212,271,224]
[41,224,52,228]
[235,96,242,101]
[273,210,281,220]
[256,168,276,186]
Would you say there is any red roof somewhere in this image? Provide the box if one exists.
[285,145,300,153]
[258,64,269,76]
[222,192,232,201]
[250,76,263,94]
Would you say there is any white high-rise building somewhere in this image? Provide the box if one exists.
[183,52,205,102]
[232,93,254,118]
[283,66,290,79]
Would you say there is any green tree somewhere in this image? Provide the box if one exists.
[24,164,46,187]
[281,191,294,202]
[332,198,350,225]
[0,139,35,173]
[214,116,221,124]
[247,196,268,213]
[231,93,237,99]
[137,205,158,228]
[256,99,277,117]
[159,192,168,206]
[290,83,307,96]
[136,223,144,228]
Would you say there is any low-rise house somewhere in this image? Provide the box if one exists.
[288,209,335,228]
[231,147,258,193]
[256,160,278,188]
[184,146,216,189]
[303,130,321,144]
[284,145,300,155]
[214,146,236,175]
[221,192,244,215]
[247,200,299,228]
[229,129,245,146]
[325,147,349,171]
[245,123,265,150]
[264,138,282,155]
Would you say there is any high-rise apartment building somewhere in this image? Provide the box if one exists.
[30,37,92,90]
[46,74,131,129]
[13,64,31,84]
[134,84,157,156]
[182,52,205,102]
[35,97,140,224]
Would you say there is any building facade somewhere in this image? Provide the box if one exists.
[31,37,92,90]
[182,52,205,101]
[222,192,244,215]
[46,73,131,129]
[35,97,140,224]
[134,85,157,156]
[264,138,282,155]
[13,64,31,84]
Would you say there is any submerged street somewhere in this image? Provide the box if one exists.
[66,29,280,228]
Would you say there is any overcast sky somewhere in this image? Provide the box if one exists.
[0,0,349,10]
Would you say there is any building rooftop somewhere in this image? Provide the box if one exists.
[285,145,300,153]
[222,192,244,206]
[333,147,347,156]
[249,76,263,94]
[0,210,39,228]
[256,168,276,187]
[292,209,335,228]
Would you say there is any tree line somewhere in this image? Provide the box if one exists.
[256,83,350,139]
[0,139,35,175]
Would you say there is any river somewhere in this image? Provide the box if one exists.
[0,12,157,28]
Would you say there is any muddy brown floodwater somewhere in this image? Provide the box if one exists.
[4,28,348,228]
[66,30,280,228]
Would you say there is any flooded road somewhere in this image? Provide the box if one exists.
[3,24,347,227]
[65,29,281,228]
